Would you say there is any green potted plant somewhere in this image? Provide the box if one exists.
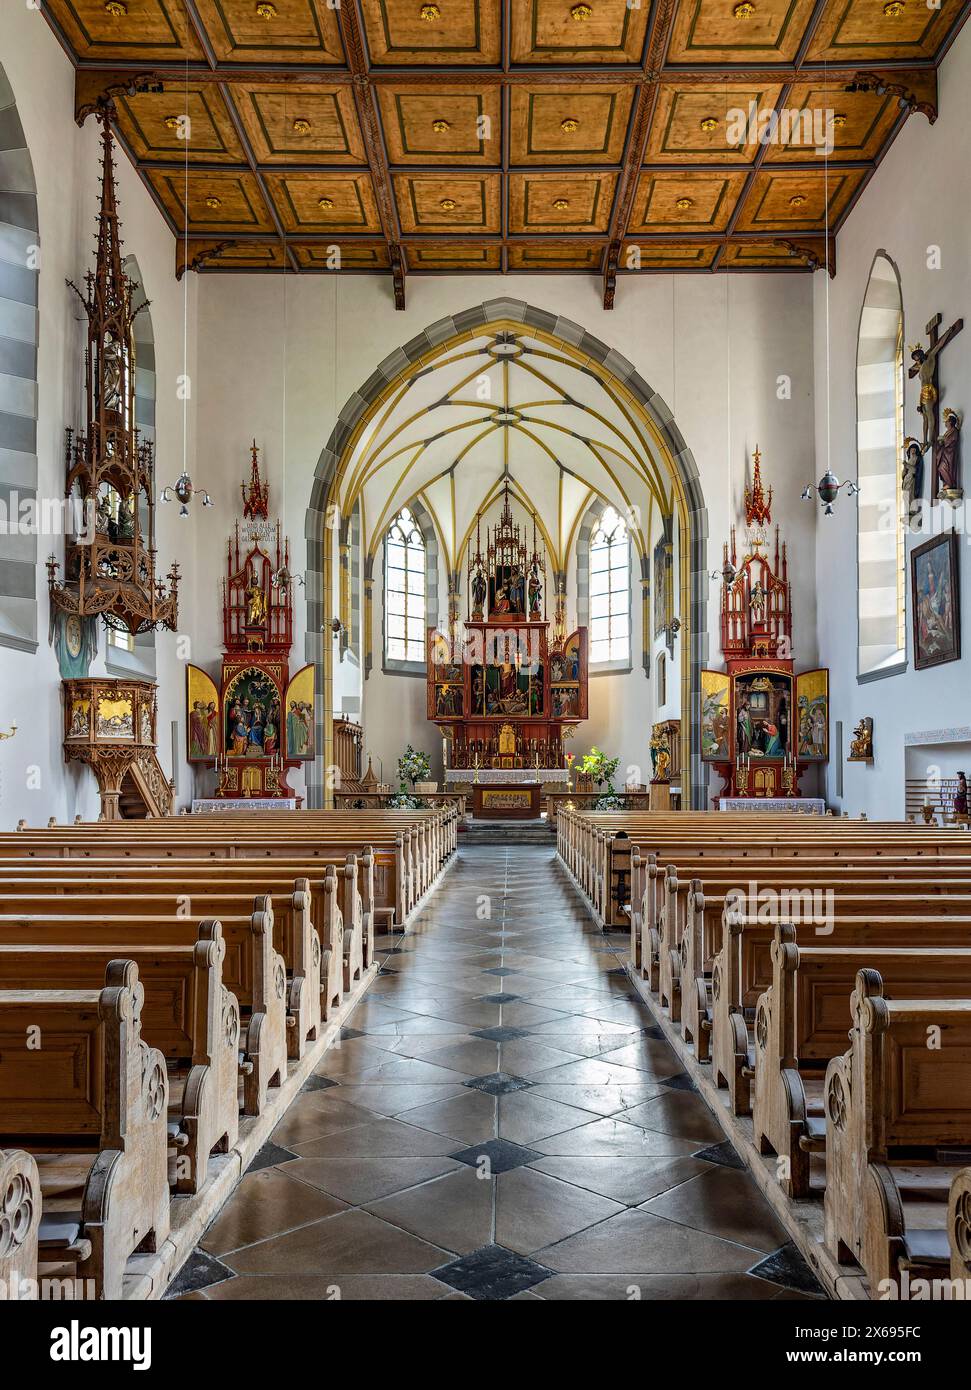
[578,747,627,811]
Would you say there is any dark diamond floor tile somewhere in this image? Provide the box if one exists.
[471,1025,532,1042]
[340,1027,368,1042]
[450,1137,542,1174]
[302,1074,339,1093]
[482,967,518,977]
[694,1140,746,1170]
[747,1243,826,1296]
[431,1244,553,1300]
[479,993,522,1004]
[247,1140,299,1172]
[164,1249,236,1298]
[463,1072,533,1096]
[658,1071,697,1092]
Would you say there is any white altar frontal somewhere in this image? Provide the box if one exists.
[445,768,570,785]
[718,797,827,814]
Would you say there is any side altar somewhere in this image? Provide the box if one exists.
[427,483,587,774]
[701,448,829,802]
[185,445,314,800]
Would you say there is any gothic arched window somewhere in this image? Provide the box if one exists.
[588,505,631,666]
[384,507,427,666]
[857,252,906,680]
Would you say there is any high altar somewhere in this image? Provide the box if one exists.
[701,449,829,801]
[428,482,587,777]
[185,445,314,799]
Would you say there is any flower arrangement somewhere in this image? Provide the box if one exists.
[578,747,621,794]
[397,744,431,790]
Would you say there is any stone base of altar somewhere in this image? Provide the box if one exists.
[717,797,827,814]
[472,783,543,820]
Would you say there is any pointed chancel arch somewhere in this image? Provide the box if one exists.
[305,298,709,807]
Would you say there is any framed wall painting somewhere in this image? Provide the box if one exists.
[911,532,961,670]
[795,668,829,761]
[700,669,730,761]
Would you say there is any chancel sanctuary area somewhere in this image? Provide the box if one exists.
[1,0,971,1344]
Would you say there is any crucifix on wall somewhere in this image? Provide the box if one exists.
[909,312,964,500]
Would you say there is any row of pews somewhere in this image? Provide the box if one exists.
[0,806,457,1300]
[557,807,971,1299]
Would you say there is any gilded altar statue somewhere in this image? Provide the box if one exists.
[848,718,873,762]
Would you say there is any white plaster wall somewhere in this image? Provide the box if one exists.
[813,20,971,819]
[0,4,196,829]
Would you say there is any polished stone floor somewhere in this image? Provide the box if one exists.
[175,845,824,1301]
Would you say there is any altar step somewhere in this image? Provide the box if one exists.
[462,818,554,845]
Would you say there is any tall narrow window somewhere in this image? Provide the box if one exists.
[857,252,905,679]
[589,505,630,666]
[385,507,426,665]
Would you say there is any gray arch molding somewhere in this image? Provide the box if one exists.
[304,297,710,808]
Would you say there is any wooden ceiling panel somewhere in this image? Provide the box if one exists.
[666,0,818,65]
[292,242,391,269]
[404,244,503,271]
[148,168,276,234]
[720,241,817,268]
[393,173,502,234]
[262,171,383,233]
[507,243,605,270]
[190,0,345,64]
[44,0,204,61]
[183,240,287,273]
[377,87,503,166]
[509,171,618,233]
[43,0,967,289]
[806,0,962,63]
[621,242,719,269]
[359,0,502,65]
[629,170,748,234]
[113,86,244,164]
[733,167,866,232]
[761,84,902,163]
[232,86,366,165]
[508,86,633,165]
[645,84,786,165]
[510,1,649,65]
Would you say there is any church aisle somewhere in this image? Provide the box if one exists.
[175,847,825,1302]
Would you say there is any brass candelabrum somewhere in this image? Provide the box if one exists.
[781,764,796,797]
[735,760,750,795]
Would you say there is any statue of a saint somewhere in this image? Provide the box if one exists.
[246,574,266,626]
[901,437,924,529]
[936,408,962,501]
[471,566,487,618]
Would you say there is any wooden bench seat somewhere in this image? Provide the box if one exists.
[0,922,240,1196]
[751,925,971,1198]
[711,912,971,1116]
[0,902,287,1117]
[0,962,170,1299]
[824,972,971,1294]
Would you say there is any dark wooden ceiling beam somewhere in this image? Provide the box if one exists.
[180,0,219,71]
[335,0,406,308]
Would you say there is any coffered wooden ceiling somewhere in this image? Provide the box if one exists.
[43,0,967,307]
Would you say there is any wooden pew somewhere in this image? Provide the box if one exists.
[0,961,170,1299]
[0,1148,42,1298]
[751,924,971,1197]
[0,921,240,1196]
[0,900,287,1118]
[824,970,971,1294]
[711,910,971,1116]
